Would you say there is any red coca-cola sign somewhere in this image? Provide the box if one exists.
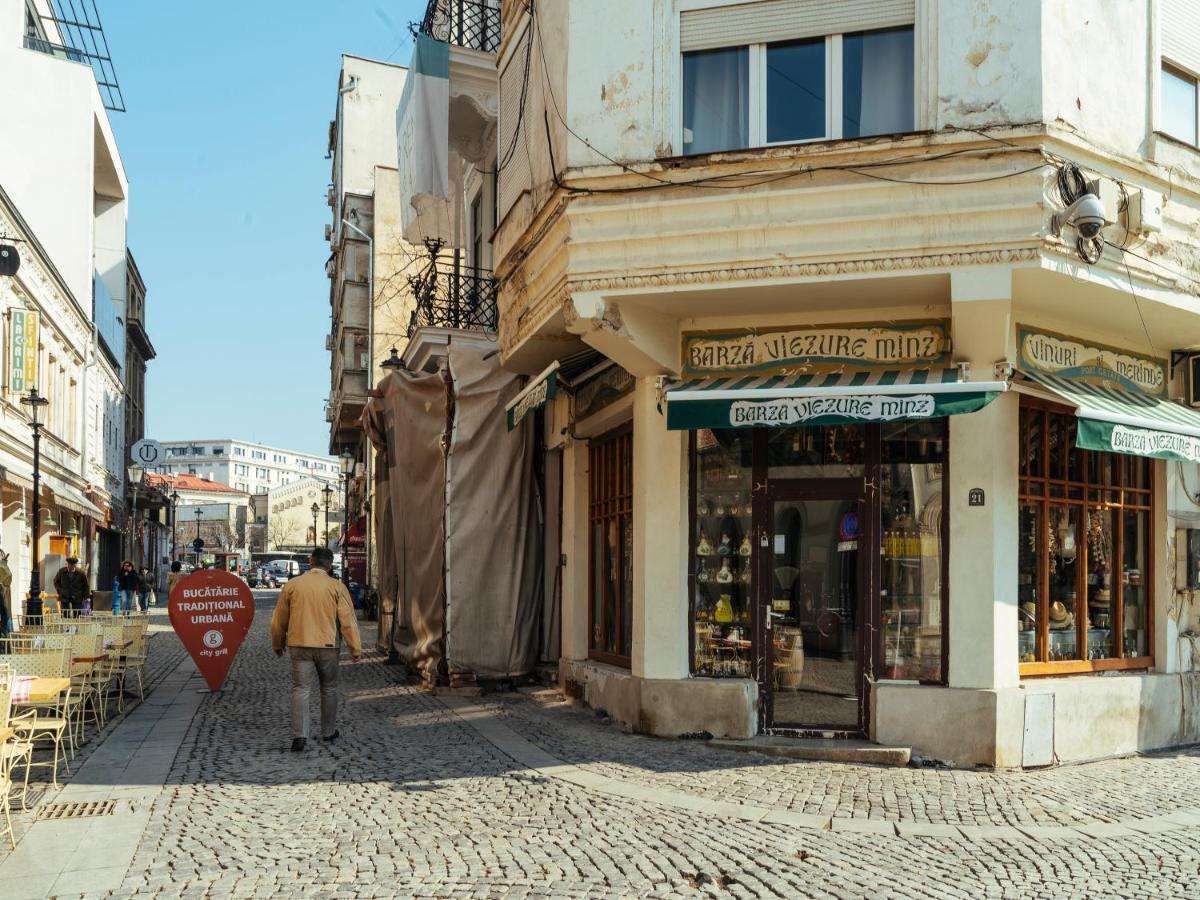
[168,569,255,691]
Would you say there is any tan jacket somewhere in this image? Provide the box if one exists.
[270,569,361,657]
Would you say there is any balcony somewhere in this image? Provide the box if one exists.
[420,0,500,53]
[407,248,498,337]
[23,34,85,63]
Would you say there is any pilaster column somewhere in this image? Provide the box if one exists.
[631,377,689,680]
[559,437,590,664]
[948,267,1020,690]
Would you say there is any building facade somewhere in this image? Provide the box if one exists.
[0,0,135,604]
[464,0,1200,767]
[324,53,419,583]
[266,476,344,552]
[154,439,338,496]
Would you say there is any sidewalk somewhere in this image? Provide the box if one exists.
[0,657,203,899]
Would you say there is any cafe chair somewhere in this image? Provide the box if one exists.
[6,646,73,786]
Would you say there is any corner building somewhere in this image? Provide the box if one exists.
[488,0,1200,766]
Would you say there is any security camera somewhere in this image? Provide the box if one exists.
[1052,193,1107,239]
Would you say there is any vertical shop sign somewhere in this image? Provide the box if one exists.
[168,568,255,691]
[9,309,39,393]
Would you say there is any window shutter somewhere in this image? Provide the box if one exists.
[1163,0,1200,73]
[497,26,532,218]
[681,0,915,52]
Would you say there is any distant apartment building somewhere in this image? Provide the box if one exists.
[154,439,339,495]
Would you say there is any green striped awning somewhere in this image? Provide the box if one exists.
[1020,371,1200,462]
[505,362,559,431]
[665,368,1004,431]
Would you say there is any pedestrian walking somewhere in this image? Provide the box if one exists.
[270,546,361,752]
[116,560,140,615]
[53,556,91,618]
[137,565,156,611]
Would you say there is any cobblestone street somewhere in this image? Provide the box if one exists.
[5,593,1200,899]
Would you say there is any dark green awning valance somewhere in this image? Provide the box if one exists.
[1021,370,1200,462]
[665,368,1004,431]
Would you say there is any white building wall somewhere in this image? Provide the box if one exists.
[155,440,339,496]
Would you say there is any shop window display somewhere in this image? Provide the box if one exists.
[879,422,946,682]
[691,429,754,677]
[1017,400,1152,672]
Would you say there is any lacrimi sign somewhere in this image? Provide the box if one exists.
[682,321,949,377]
[1018,326,1166,396]
[9,309,39,393]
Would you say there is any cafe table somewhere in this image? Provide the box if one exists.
[15,677,71,703]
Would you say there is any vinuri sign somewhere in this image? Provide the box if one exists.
[1018,327,1166,397]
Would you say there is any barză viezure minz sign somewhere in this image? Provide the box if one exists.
[682,321,950,377]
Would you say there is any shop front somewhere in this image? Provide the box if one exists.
[666,320,1004,736]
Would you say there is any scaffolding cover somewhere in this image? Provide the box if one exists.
[366,366,447,681]
[445,345,542,679]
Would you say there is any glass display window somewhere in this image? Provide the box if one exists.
[691,429,754,678]
[879,421,947,683]
[1017,398,1153,674]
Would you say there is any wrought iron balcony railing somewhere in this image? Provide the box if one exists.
[419,0,500,53]
[407,248,498,338]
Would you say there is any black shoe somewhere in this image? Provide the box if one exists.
[322,730,340,743]
[290,738,306,752]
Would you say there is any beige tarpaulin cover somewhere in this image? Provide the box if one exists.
[365,345,542,682]
[365,365,448,681]
[445,345,542,679]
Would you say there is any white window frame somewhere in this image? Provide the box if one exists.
[1161,59,1200,148]
[678,27,917,154]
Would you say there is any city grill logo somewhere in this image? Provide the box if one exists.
[1019,329,1165,396]
[1110,425,1200,462]
[729,395,936,427]
[685,323,947,376]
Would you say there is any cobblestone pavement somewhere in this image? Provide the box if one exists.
[22,595,1197,898]
[487,691,1200,828]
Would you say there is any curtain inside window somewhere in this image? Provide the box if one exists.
[683,47,749,154]
[843,27,914,138]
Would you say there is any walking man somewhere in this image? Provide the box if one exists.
[53,556,91,617]
[270,546,361,752]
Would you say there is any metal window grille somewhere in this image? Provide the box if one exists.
[419,0,501,53]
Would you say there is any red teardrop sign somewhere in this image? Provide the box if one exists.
[168,569,255,691]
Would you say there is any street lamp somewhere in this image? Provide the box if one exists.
[194,506,202,564]
[321,483,333,549]
[20,388,49,622]
[339,450,354,585]
[310,502,320,551]
[169,491,180,561]
[127,465,144,567]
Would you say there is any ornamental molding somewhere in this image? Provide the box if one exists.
[568,247,1042,294]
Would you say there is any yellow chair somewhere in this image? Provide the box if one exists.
[5,647,73,787]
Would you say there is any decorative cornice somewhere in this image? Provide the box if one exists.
[568,247,1042,294]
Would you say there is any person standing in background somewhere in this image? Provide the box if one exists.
[54,556,91,617]
[137,565,156,611]
[116,560,140,615]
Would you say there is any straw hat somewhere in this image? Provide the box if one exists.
[1049,601,1069,623]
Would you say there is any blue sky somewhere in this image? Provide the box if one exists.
[103,1,424,457]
